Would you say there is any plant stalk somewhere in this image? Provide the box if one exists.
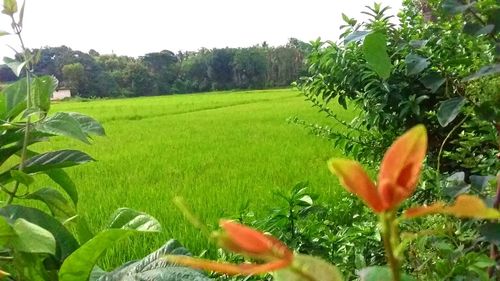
[381,212,401,281]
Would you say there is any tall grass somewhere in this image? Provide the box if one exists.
[34,89,355,268]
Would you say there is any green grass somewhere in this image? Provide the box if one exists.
[33,88,355,269]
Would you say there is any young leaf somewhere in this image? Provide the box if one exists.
[274,254,344,281]
[437,97,466,127]
[362,33,392,79]
[0,216,16,247]
[10,170,34,186]
[0,77,28,120]
[405,54,429,76]
[26,188,76,219]
[31,75,57,113]
[1,0,17,15]
[11,218,56,254]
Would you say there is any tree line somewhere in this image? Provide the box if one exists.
[0,38,311,97]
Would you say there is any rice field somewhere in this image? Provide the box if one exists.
[33,88,355,268]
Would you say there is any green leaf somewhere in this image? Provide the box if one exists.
[437,97,466,127]
[59,226,160,280]
[2,0,17,15]
[359,266,416,281]
[442,0,473,15]
[0,216,15,247]
[274,254,343,281]
[26,188,76,219]
[36,112,90,144]
[0,205,79,261]
[344,30,370,44]
[107,208,162,231]
[11,219,56,254]
[420,72,445,93]
[463,64,500,81]
[44,169,78,205]
[409,40,428,49]
[362,33,392,79]
[405,54,429,76]
[68,112,106,136]
[31,76,57,113]
[0,77,28,120]
[0,30,9,36]
[3,57,27,76]
[480,223,500,246]
[10,170,34,186]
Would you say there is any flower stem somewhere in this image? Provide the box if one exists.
[381,212,401,281]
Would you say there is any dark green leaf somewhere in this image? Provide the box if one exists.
[344,30,370,44]
[480,223,500,246]
[359,266,416,281]
[31,76,57,113]
[274,254,343,281]
[470,175,494,191]
[420,72,446,93]
[0,145,22,166]
[405,54,429,76]
[10,170,34,186]
[45,169,78,205]
[23,149,94,172]
[68,112,105,136]
[26,188,76,219]
[0,205,79,261]
[475,101,498,122]
[363,33,392,79]
[442,0,473,15]
[437,97,466,127]
[11,218,56,254]
[107,208,161,232]
[36,112,90,144]
[463,64,500,81]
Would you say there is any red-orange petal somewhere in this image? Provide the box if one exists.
[219,220,292,260]
[328,159,384,212]
[379,125,427,197]
[165,255,292,275]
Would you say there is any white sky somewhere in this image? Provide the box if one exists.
[1,0,402,58]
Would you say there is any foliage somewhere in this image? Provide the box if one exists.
[295,0,500,175]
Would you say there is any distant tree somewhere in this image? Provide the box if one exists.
[207,48,235,90]
[62,62,85,94]
[141,50,178,94]
[123,61,157,96]
[233,48,267,89]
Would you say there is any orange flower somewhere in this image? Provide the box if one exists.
[329,125,427,213]
[165,220,293,275]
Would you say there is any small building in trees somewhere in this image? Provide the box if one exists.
[52,88,72,100]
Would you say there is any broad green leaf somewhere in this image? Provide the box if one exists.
[26,188,76,219]
[10,170,34,186]
[59,228,159,281]
[405,54,429,76]
[0,77,28,120]
[23,149,94,172]
[68,112,106,136]
[12,252,52,281]
[0,216,15,247]
[274,254,343,281]
[75,216,93,245]
[359,266,416,281]
[45,169,78,205]
[362,33,392,79]
[344,30,370,44]
[36,112,90,144]
[2,0,17,15]
[463,64,500,81]
[437,97,466,127]
[107,208,161,231]
[442,0,473,14]
[11,218,55,254]
[3,57,27,76]
[479,223,500,246]
[31,76,57,113]
[420,72,445,93]
[0,145,22,166]
[0,205,79,261]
